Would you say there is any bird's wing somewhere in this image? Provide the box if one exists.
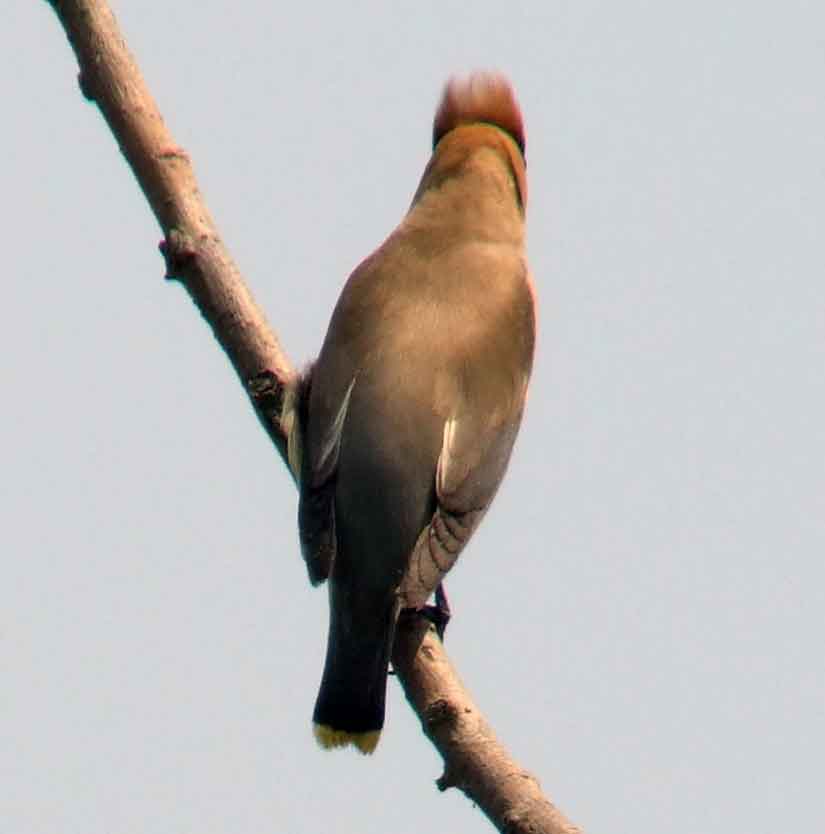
[400,380,528,608]
[298,377,356,585]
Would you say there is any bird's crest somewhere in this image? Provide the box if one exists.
[433,72,525,156]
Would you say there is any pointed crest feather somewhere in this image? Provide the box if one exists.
[433,72,525,156]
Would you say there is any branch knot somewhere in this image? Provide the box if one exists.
[160,228,197,279]
[423,697,458,731]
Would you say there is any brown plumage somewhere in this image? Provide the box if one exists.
[291,72,536,754]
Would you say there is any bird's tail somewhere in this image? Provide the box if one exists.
[312,590,398,755]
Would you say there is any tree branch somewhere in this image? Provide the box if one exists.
[48,0,295,463]
[45,2,582,831]
[393,615,583,834]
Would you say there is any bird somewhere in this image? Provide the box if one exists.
[286,71,536,754]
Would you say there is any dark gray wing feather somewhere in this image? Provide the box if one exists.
[298,378,356,585]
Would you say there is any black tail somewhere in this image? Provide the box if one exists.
[312,589,398,754]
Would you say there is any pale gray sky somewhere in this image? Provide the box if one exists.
[3,2,823,832]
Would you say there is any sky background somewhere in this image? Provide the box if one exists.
[3,2,823,832]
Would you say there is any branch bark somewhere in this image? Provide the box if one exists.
[45,2,582,832]
[394,615,583,834]
[48,0,295,464]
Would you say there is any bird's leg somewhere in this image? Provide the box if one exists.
[435,583,452,634]
[419,583,452,641]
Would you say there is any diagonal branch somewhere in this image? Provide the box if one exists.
[48,0,295,464]
[45,2,582,831]
[394,615,583,834]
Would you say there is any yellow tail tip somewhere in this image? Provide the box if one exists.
[313,723,381,755]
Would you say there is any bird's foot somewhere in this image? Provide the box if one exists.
[419,583,452,641]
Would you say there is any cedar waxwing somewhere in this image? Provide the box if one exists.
[290,72,536,754]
